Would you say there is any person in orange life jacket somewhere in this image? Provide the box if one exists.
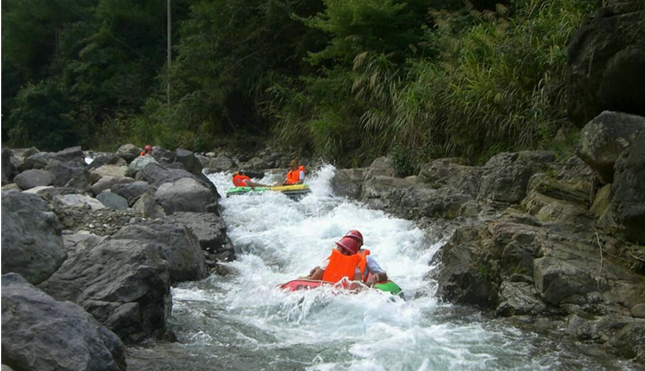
[140,145,153,156]
[300,230,387,285]
[280,159,305,186]
[232,170,269,189]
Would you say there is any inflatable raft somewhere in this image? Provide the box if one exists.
[280,279,402,296]
[226,184,311,198]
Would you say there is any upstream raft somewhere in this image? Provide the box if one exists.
[280,279,403,296]
[226,184,311,198]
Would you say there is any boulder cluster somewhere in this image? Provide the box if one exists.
[332,111,645,364]
[1,144,236,371]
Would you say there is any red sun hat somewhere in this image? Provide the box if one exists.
[336,236,360,255]
[343,230,363,247]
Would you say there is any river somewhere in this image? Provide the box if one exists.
[126,165,638,370]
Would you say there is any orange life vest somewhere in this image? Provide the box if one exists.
[357,249,370,282]
[232,174,251,187]
[321,249,362,283]
[285,166,305,185]
[140,151,146,156]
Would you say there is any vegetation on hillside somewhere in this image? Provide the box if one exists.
[2,0,600,167]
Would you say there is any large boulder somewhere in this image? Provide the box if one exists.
[175,148,203,176]
[1,192,66,285]
[154,177,215,214]
[46,161,89,187]
[567,6,645,127]
[13,169,54,190]
[128,154,158,176]
[133,193,166,219]
[19,152,50,171]
[139,162,201,188]
[113,220,208,283]
[111,181,151,205]
[38,238,172,343]
[576,111,645,183]
[611,130,645,243]
[365,156,395,178]
[53,194,106,210]
[47,146,85,164]
[116,144,141,163]
[91,176,135,196]
[90,165,129,184]
[97,192,129,211]
[208,154,236,172]
[2,148,14,185]
[167,212,235,261]
[331,168,366,199]
[87,154,126,171]
[2,273,126,371]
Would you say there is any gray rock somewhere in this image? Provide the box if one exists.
[88,154,127,171]
[111,181,151,205]
[167,212,235,259]
[632,304,645,319]
[242,157,268,170]
[97,192,129,211]
[611,130,645,243]
[567,7,645,126]
[576,111,645,183]
[151,147,176,165]
[1,192,66,285]
[64,176,92,193]
[23,186,58,201]
[19,152,50,171]
[175,148,203,176]
[91,176,135,196]
[54,194,106,210]
[46,161,89,187]
[209,154,236,172]
[133,193,166,219]
[11,146,39,159]
[38,238,172,343]
[478,163,533,203]
[47,146,85,164]
[1,183,20,191]
[2,273,126,371]
[195,154,211,168]
[365,156,395,178]
[113,220,208,283]
[496,281,546,317]
[90,165,129,184]
[128,154,158,176]
[2,148,14,185]
[155,178,215,214]
[331,168,366,199]
[116,144,141,163]
[534,257,597,306]
[591,183,612,218]
[14,169,54,190]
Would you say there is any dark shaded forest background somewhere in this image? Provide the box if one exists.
[2,0,602,169]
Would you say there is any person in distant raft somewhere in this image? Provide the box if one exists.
[280,159,305,186]
[232,170,269,189]
[140,145,153,156]
[300,230,388,285]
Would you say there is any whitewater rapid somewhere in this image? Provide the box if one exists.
[127,165,635,370]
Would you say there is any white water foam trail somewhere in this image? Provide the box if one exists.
[155,165,633,370]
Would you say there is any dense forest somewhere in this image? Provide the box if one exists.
[2,0,601,168]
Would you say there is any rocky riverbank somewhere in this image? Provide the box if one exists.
[330,110,645,365]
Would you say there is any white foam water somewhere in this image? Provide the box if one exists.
[128,165,637,371]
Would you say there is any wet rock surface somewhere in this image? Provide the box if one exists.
[2,273,126,371]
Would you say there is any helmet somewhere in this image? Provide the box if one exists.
[336,236,360,255]
[145,145,153,151]
[343,230,363,247]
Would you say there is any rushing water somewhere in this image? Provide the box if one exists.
[127,165,638,371]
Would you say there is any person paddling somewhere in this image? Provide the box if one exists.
[280,159,305,186]
[300,230,388,286]
[232,170,269,189]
